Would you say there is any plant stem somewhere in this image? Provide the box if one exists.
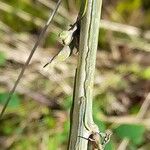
[68,0,102,149]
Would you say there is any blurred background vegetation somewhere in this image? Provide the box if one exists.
[0,0,150,149]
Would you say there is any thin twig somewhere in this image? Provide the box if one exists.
[117,93,150,150]
[0,0,62,118]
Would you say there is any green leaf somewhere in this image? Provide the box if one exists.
[105,141,115,150]
[140,67,150,79]
[44,32,57,47]
[0,92,21,108]
[63,96,72,110]
[48,134,63,150]
[43,116,56,128]
[116,0,141,16]
[115,124,145,145]
[93,101,106,132]
[129,104,140,115]
[0,51,6,66]
[61,121,70,143]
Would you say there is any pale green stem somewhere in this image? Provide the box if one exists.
[68,0,102,149]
